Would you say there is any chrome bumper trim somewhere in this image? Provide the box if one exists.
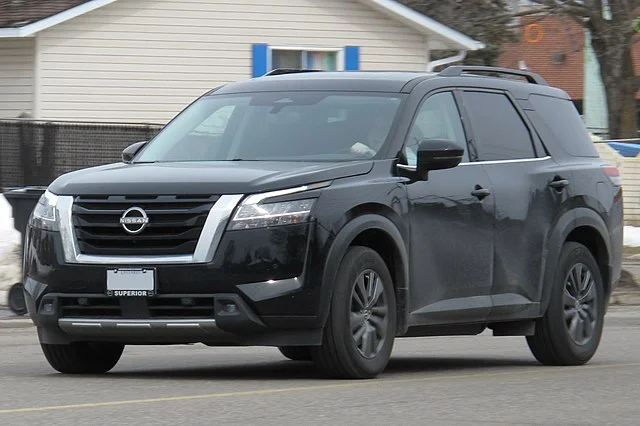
[59,318,218,333]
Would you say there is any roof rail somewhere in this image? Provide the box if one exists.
[439,66,548,86]
[264,68,325,76]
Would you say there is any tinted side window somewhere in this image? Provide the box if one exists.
[528,94,599,157]
[404,91,468,167]
[463,91,535,161]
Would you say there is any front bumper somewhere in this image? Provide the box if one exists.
[28,291,321,346]
[24,221,328,346]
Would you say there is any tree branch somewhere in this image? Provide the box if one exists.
[523,0,600,21]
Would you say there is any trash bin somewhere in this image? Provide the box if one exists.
[2,186,47,316]
[3,186,47,249]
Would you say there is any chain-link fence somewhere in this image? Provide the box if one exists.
[0,120,163,189]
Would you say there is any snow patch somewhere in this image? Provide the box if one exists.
[0,195,20,257]
[625,226,640,248]
[0,196,22,299]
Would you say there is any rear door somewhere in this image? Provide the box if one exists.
[460,90,569,321]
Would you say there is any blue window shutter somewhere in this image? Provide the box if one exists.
[252,43,269,77]
[344,46,360,71]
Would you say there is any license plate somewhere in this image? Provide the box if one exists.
[106,268,155,297]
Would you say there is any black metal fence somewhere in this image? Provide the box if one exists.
[0,120,163,189]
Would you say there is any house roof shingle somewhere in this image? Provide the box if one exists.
[0,0,91,28]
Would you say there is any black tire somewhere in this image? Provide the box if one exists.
[527,242,605,366]
[311,246,396,379]
[278,346,312,361]
[41,342,125,374]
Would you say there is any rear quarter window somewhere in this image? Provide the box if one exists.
[528,94,599,157]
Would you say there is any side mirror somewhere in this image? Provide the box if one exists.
[122,141,147,163]
[416,139,464,180]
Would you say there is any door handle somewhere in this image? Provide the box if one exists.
[471,186,491,199]
[549,179,569,190]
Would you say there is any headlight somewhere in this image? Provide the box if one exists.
[29,190,59,231]
[228,199,315,230]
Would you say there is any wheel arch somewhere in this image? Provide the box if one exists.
[320,212,410,335]
[541,208,611,314]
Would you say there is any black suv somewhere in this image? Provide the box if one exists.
[23,66,623,379]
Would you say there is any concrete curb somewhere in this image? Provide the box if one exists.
[610,291,640,306]
[0,318,34,329]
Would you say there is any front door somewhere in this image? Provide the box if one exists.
[404,91,495,325]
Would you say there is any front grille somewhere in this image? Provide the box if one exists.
[72,194,219,256]
[59,296,216,319]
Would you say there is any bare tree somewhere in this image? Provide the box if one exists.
[404,0,638,138]
[401,0,517,65]
[516,1,638,138]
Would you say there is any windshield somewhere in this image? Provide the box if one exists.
[135,91,404,163]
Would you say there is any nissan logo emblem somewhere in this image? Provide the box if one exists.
[120,207,149,235]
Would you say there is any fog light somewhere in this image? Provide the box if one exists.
[42,301,54,313]
[224,303,237,313]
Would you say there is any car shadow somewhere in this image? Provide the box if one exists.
[91,356,539,381]
[385,356,538,373]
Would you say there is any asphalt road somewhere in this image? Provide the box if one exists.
[0,308,639,426]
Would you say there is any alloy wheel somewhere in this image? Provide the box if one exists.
[563,263,598,345]
[350,269,389,359]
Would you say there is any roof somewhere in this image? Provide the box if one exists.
[0,0,118,37]
[358,0,485,51]
[215,71,437,94]
[0,0,91,28]
[213,69,567,97]
[0,0,485,51]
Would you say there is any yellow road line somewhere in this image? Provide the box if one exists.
[2,362,640,415]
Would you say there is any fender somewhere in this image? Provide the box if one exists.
[319,214,410,335]
[540,207,611,314]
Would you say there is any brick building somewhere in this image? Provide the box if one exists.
[499,15,586,113]
[500,14,640,123]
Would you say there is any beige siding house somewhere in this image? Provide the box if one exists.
[0,0,484,124]
[0,37,34,117]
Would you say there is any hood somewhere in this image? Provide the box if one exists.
[48,160,374,196]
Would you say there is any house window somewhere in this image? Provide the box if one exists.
[251,44,359,77]
[271,49,339,71]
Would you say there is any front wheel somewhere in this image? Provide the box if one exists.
[527,242,605,365]
[41,342,125,374]
[312,246,396,379]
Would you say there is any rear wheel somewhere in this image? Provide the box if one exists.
[527,242,604,365]
[311,246,396,379]
[41,342,125,374]
[278,346,312,361]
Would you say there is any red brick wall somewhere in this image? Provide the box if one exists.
[499,14,640,102]
[499,15,585,100]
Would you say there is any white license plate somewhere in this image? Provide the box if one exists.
[106,268,155,297]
